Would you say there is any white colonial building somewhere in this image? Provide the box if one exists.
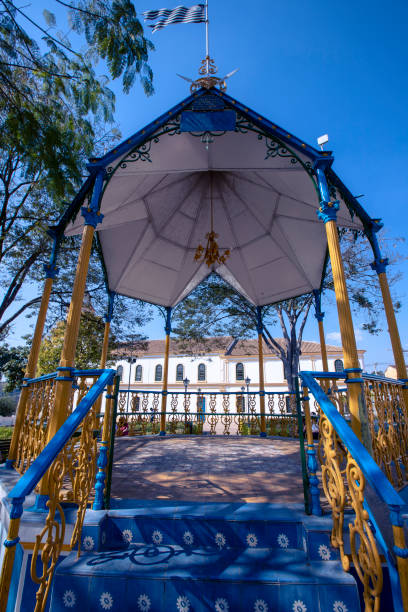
[115,336,365,395]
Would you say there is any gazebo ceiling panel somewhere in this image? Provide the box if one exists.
[65,106,366,307]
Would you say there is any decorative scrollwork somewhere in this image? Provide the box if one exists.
[347,456,383,611]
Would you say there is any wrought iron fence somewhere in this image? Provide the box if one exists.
[115,390,300,437]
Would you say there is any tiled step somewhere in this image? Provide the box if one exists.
[80,503,309,554]
[51,545,360,611]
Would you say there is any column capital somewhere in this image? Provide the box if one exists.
[317,199,340,224]
[43,263,59,279]
[81,206,104,228]
[370,257,389,274]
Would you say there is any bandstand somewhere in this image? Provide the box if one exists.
[0,77,407,612]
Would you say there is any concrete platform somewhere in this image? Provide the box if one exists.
[110,436,307,504]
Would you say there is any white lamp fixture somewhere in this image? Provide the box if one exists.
[317,134,329,151]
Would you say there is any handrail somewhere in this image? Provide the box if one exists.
[309,370,406,386]
[24,368,112,385]
[8,369,115,500]
[300,371,405,509]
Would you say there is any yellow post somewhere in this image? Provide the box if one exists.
[392,524,408,611]
[376,267,407,379]
[94,293,115,421]
[0,498,24,612]
[257,307,267,437]
[160,307,172,435]
[316,168,370,448]
[39,174,104,496]
[7,264,57,467]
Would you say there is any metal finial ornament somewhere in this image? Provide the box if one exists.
[194,176,231,267]
[176,0,238,92]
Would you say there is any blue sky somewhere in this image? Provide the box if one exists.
[11,0,408,371]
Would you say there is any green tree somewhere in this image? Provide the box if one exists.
[0,1,154,335]
[38,311,109,374]
[0,340,29,391]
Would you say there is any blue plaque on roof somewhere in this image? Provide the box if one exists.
[180,110,236,133]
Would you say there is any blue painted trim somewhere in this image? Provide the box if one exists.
[8,369,115,500]
[4,537,20,548]
[159,431,166,436]
[9,497,25,519]
[256,306,263,334]
[344,367,362,373]
[259,431,267,438]
[93,441,108,510]
[104,290,116,323]
[43,263,59,279]
[5,459,14,469]
[25,372,57,384]
[370,257,389,274]
[306,445,322,516]
[27,494,49,513]
[299,371,406,509]
[81,206,103,228]
[394,546,408,559]
[165,306,172,335]
[312,289,324,322]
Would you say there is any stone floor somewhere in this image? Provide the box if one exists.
[110,435,307,504]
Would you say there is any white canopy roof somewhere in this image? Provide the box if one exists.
[65,89,364,307]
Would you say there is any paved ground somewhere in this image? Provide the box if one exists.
[110,436,307,504]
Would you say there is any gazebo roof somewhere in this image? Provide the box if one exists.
[61,87,374,308]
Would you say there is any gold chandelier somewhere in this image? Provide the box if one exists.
[194,178,230,267]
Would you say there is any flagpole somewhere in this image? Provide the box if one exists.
[205,0,209,74]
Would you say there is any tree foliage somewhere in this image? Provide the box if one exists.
[0,1,154,337]
[0,340,29,391]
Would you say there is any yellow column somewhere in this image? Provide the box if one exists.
[7,270,56,466]
[316,170,370,447]
[0,508,22,612]
[392,524,408,611]
[257,308,266,437]
[160,307,172,435]
[317,319,329,372]
[377,270,407,378]
[40,176,104,495]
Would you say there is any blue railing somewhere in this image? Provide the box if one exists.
[7,368,115,507]
[300,370,408,612]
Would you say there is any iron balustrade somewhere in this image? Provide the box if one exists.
[300,370,408,612]
[0,369,117,612]
[115,389,300,437]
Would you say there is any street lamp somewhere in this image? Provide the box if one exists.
[240,386,245,414]
[123,356,136,411]
[183,377,190,430]
[245,376,251,426]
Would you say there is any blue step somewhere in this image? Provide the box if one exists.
[51,545,360,611]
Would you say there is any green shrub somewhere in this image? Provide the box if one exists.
[0,426,13,439]
[0,396,15,416]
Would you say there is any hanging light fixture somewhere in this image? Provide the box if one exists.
[194,175,231,267]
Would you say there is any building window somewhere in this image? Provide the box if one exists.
[135,365,142,381]
[198,363,206,381]
[117,365,123,381]
[155,364,162,382]
[176,363,184,381]
[334,359,344,372]
[236,362,244,381]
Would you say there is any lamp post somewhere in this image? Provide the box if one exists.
[124,356,136,411]
[245,376,251,426]
[183,377,190,431]
[240,386,245,414]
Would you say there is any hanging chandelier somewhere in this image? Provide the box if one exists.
[194,177,231,267]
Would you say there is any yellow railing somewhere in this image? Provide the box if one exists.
[0,369,117,612]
